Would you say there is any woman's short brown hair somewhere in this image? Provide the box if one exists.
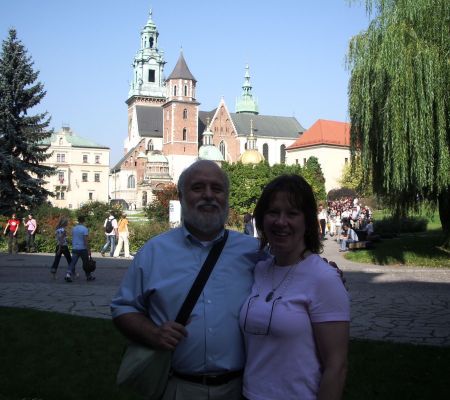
[253,174,322,253]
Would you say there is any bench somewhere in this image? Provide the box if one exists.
[348,241,373,250]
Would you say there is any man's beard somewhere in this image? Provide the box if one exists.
[181,198,228,236]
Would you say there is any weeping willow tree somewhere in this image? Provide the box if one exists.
[347,0,450,248]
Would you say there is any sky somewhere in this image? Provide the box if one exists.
[1,0,370,165]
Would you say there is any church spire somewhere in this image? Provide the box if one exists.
[127,8,166,102]
[235,64,259,115]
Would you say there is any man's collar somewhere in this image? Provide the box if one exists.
[182,225,226,245]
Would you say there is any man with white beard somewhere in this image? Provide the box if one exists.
[111,160,262,400]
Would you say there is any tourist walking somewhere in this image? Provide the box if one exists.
[113,213,131,258]
[101,211,118,257]
[50,217,72,277]
[24,214,37,252]
[4,213,20,254]
[65,215,95,282]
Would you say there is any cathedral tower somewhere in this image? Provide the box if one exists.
[162,50,200,181]
[125,9,166,151]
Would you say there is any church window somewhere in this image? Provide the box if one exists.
[263,144,269,161]
[182,128,187,141]
[173,86,177,96]
[219,141,226,159]
[148,140,154,151]
[148,69,155,82]
[280,145,286,164]
[149,37,154,48]
[127,175,136,189]
[184,85,188,96]
[183,109,188,119]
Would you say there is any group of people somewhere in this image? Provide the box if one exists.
[111,160,350,400]
[100,211,132,259]
[49,211,132,282]
[2,213,37,254]
[317,197,377,251]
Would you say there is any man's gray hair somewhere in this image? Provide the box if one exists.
[177,160,229,198]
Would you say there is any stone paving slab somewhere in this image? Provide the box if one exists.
[1,240,449,347]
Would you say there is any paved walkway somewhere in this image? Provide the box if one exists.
[1,239,449,346]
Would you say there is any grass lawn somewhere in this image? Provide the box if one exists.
[345,229,450,268]
[1,307,449,400]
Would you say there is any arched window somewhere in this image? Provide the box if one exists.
[142,191,148,207]
[219,141,226,159]
[182,128,187,141]
[263,143,269,161]
[280,144,286,164]
[184,85,188,96]
[173,85,177,96]
[127,175,135,189]
[147,140,154,151]
[149,37,154,48]
[183,109,188,119]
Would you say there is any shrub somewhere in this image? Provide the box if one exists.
[327,187,358,201]
[129,220,170,253]
[374,216,428,234]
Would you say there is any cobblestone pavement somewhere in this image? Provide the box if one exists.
[1,239,449,347]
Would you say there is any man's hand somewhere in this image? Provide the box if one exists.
[323,258,347,288]
[153,321,188,351]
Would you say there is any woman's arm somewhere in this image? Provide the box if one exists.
[313,321,349,400]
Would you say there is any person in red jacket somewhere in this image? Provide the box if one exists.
[4,213,21,254]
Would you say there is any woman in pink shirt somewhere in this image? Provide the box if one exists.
[240,175,350,400]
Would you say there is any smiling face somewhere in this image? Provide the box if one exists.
[263,191,306,266]
[180,161,229,241]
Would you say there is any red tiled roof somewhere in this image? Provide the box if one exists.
[287,119,350,150]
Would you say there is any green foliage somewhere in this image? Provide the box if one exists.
[374,216,428,234]
[327,187,358,201]
[0,29,56,215]
[222,159,327,215]
[144,183,178,222]
[128,220,169,253]
[347,0,450,242]
[339,156,373,197]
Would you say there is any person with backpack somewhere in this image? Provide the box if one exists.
[101,211,118,257]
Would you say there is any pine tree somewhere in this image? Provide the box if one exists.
[0,29,55,215]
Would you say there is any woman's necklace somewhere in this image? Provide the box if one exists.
[265,249,308,302]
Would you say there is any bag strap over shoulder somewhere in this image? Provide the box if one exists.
[175,230,229,326]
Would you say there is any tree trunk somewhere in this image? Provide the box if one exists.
[438,187,450,249]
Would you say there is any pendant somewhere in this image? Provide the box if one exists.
[265,291,274,302]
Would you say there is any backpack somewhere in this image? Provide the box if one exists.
[105,218,114,234]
